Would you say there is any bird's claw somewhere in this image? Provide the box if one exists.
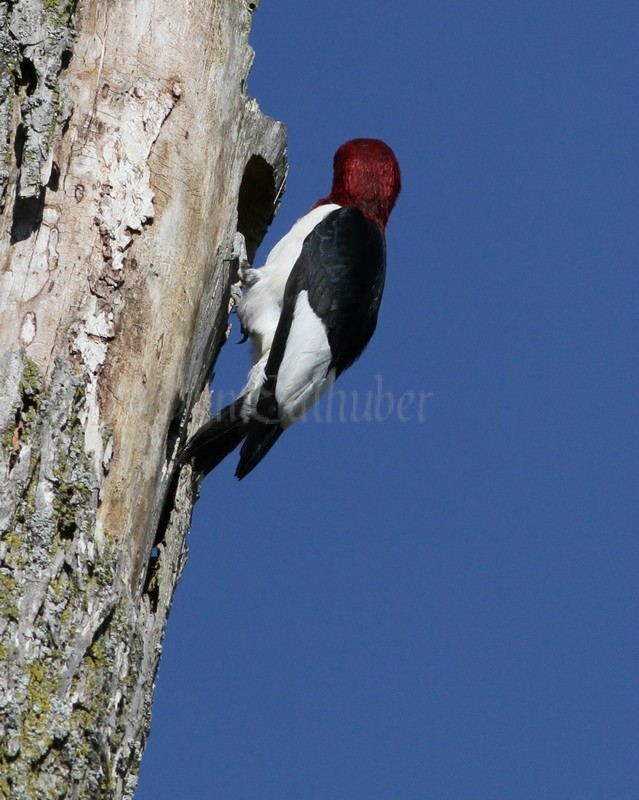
[230,281,243,307]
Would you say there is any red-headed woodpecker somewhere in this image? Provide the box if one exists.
[182,138,401,479]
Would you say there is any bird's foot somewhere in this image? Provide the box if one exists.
[229,231,259,288]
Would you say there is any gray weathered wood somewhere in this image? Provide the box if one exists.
[0,0,286,796]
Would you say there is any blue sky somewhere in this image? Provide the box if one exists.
[137,3,638,798]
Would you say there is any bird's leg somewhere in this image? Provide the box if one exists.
[232,232,261,289]
[228,232,251,307]
[239,263,259,288]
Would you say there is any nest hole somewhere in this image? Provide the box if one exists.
[237,154,278,262]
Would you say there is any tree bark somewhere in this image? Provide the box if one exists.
[0,1,286,796]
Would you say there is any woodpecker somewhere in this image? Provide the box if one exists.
[181,138,401,479]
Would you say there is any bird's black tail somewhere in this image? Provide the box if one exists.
[232,371,284,479]
[235,417,284,480]
[180,396,247,478]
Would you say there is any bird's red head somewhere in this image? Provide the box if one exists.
[315,138,401,230]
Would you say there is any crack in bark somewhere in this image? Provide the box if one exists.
[5,355,43,471]
[1,0,78,211]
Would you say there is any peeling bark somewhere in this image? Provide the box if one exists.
[0,0,286,796]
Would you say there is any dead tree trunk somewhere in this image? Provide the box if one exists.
[0,0,286,796]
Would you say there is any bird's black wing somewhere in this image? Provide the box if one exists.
[304,206,386,376]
